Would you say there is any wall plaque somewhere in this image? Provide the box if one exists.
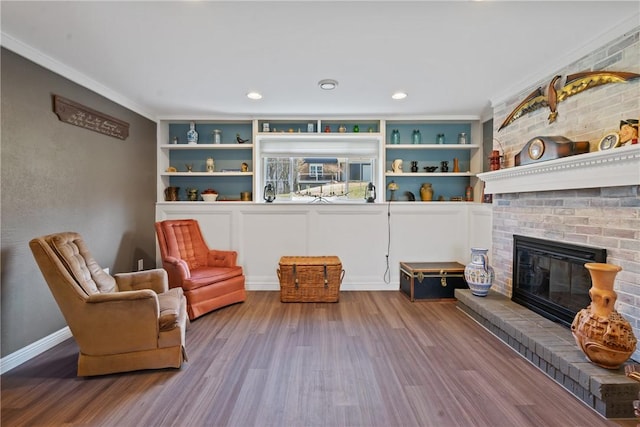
[53,95,129,140]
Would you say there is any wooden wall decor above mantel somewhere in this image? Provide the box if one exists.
[53,95,129,140]
[498,71,640,132]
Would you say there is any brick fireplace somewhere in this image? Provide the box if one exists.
[481,144,640,361]
[485,23,640,360]
[466,24,640,418]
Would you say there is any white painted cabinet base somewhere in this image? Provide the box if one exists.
[156,203,492,291]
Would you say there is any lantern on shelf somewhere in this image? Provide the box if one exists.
[264,183,276,203]
[365,182,376,203]
[387,180,399,201]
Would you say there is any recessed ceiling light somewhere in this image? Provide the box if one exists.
[392,92,407,100]
[318,79,338,90]
[247,91,262,100]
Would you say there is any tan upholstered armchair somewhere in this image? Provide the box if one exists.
[29,232,188,377]
[155,219,246,320]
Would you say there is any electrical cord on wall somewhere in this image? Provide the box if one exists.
[383,200,392,284]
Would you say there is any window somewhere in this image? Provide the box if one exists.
[258,134,381,203]
[309,164,323,179]
[264,157,375,202]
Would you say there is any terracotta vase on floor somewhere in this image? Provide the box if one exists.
[571,263,637,369]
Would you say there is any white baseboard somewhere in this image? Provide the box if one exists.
[0,327,72,375]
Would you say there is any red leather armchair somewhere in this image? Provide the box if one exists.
[155,219,246,320]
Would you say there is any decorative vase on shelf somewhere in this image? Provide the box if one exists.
[464,248,494,297]
[571,263,637,369]
[187,122,198,144]
[391,129,400,144]
[453,158,460,173]
[420,183,433,201]
[164,186,180,201]
[412,129,422,144]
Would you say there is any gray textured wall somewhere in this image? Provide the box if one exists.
[1,48,157,357]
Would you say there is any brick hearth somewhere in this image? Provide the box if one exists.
[455,289,639,419]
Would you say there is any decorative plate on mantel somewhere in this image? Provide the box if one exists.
[515,136,590,166]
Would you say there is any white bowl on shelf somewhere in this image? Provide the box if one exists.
[202,193,218,202]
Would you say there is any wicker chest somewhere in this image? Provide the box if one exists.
[277,256,344,302]
[400,262,468,301]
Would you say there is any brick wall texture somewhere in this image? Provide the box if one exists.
[490,27,640,360]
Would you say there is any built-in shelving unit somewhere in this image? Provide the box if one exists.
[157,116,484,203]
[383,118,483,202]
[157,120,255,201]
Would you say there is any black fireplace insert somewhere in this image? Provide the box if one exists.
[512,235,606,327]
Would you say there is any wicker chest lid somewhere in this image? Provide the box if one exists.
[279,256,342,266]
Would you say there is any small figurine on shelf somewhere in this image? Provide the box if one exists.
[410,161,418,173]
[185,163,193,172]
[437,133,445,145]
[186,188,198,201]
[440,161,449,172]
[241,162,249,172]
[187,122,198,144]
[206,158,215,173]
[236,134,250,144]
[392,159,403,173]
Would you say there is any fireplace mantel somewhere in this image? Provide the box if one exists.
[478,144,640,194]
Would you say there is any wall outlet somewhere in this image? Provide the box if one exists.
[137,259,144,271]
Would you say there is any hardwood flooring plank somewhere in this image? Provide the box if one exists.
[2,291,635,427]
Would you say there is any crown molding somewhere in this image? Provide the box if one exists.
[1,32,157,122]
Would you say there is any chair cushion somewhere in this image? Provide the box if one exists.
[161,221,209,270]
[50,232,116,295]
[183,266,244,291]
[157,288,183,331]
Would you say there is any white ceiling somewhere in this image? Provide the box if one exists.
[2,1,639,121]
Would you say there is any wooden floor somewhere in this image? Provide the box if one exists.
[2,291,637,427]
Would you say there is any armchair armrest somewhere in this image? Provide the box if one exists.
[115,268,168,294]
[79,290,161,354]
[162,256,191,279]
[207,249,238,267]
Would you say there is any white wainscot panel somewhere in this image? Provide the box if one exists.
[386,205,468,285]
[154,205,235,264]
[239,209,308,289]
[310,208,389,289]
[156,203,487,291]
[467,204,493,263]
